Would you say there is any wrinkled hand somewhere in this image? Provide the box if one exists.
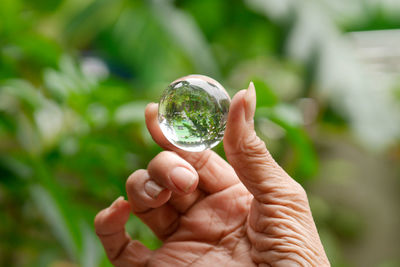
[94,83,330,266]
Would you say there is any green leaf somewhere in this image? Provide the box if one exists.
[252,78,279,107]
[30,185,78,259]
[256,105,318,180]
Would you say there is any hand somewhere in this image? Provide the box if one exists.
[94,83,330,266]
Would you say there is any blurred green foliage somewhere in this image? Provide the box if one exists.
[1,0,400,266]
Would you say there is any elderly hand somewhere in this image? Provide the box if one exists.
[94,83,330,266]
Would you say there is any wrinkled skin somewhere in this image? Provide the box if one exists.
[95,82,330,266]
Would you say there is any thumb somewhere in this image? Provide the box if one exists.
[224,82,304,202]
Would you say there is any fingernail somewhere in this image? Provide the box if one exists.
[144,180,165,198]
[145,102,158,111]
[244,81,256,122]
[170,167,197,193]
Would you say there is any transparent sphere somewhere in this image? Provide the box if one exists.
[158,75,231,152]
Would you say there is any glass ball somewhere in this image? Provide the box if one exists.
[158,75,231,152]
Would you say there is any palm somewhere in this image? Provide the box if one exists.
[150,183,254,266]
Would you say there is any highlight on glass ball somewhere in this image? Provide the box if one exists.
[158,74,231,152]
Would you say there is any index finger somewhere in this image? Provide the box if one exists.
[145,103,240,193]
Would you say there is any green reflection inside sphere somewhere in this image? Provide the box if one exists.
[158,76,230,152]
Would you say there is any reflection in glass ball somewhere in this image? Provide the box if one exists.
[158,75,231,152]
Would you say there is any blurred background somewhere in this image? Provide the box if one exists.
[1,0,400,266]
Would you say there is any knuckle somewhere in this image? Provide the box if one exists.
[239,132,269,158]
[293,181,307,200]
[125,169,147,193]
[158,150,173,159]
[189,149,213,171]
[148,150,177,169]
[285,180,309,206]
[158,150,177,161]
[94,209,107,232]
[231,133,272,173]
